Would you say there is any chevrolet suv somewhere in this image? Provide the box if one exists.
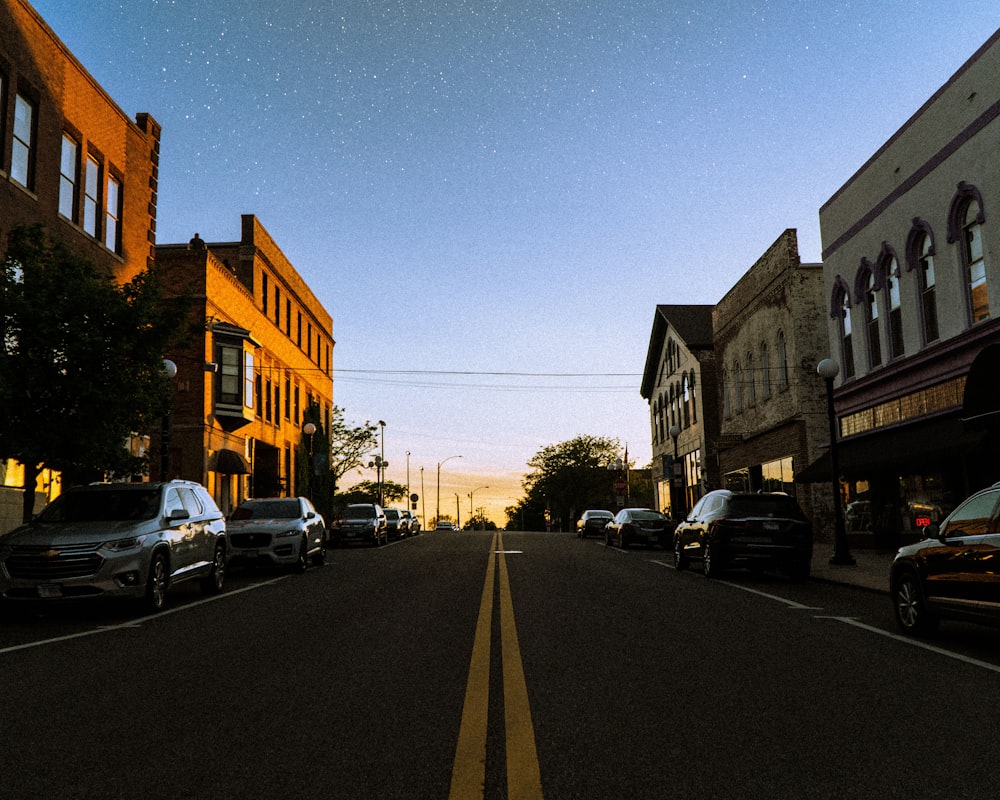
[0,481,227,613]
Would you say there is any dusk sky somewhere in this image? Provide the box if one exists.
[29,0,1000,522]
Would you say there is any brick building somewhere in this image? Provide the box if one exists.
[0,0,160,529]
[641,305,720,519]
[812,27,1000,548]
[712,229,834,542]
[154,216,334,515]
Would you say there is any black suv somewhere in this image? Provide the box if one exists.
[891,482,1000,635]
[673,490,813,579]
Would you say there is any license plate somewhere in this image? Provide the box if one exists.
[763,521,779,531]
[37,584,63,598]
[243,549,259,558]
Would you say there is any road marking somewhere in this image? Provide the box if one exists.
[819,616,1000,674]
[0,576,288,657]
[450,533,544,800]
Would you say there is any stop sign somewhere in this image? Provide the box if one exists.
[614,479,626,493]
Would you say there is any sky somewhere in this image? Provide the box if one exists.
[28,0,1000,524]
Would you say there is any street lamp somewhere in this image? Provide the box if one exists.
[437,455,462,523]
[302,422,316,500]
[160,359,177,480]
[668,424,682,520]
[817,358,855,566]
[469,486,489,529]
[377,421,386,505]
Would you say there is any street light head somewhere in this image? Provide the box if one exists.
[162,359,177,379]
[303,422,317,436]
[817,358,840,380]
[668,424,681,440]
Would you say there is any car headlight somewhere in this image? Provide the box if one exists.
[104,535,148,552]
[276,529,301,538]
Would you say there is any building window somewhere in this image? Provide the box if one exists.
[884,256,903,359]
[262,272,269,316]
[11,94,36,189]
[835,285,855,380]
[83,154,101,238]
[963,202,989,324]
[219,346,242,406]
[776,330,789,389]
[682,374,691,427]
[105,173,122,252]
[917,234,939,344]
[759,342,771,399]
[244,352,255,409]
[59,134,79,220]
[274,286,281,327]
[733,361,743,414]
[863,269,882,369]
[745,352,756,407]
[689,371,697,424]
[286,299,292,337]
[722,369,730,419]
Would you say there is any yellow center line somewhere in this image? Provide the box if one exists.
[449,532,544,800]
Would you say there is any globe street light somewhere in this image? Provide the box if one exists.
[302,422,317,500]
[160,359,177,480]
[668,424,682,520]
[817,358,855,566]
[377,420,386,506]
[437,455,462,523]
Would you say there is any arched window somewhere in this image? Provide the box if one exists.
[682,374,691,427]
[668,385,676,429]
[948,182,989,325]
[745,351,756,407]
[733,361,744,413]
[759,341,771,399]
[776,331,789,389]
[880,249,904,359]
[689,370,698,424]
[906,220,938,345]
[858,261,882,369]
[831,279,855,380]
[722,368,730,419]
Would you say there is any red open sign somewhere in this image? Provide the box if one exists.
[915,516,932,528]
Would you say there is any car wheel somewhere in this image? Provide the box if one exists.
[674,536,689,571]
[312,542,327,567]
[200,543,226,594]
[703,542,717,578]
[296,537,309,573]
[145,552,169,613]
[605,529,613,546]
[893,571,938,635]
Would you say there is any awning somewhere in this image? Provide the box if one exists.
[795,416,985,483]
[208,448,250,474]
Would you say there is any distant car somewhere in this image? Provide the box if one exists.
[0,480,227,613]
[385,508,408,539]
[401,510,420,534]
[227,497,326,571]
[577,510,614,538]
[890,482,1000,635]
[673,490,813,579]
[605,508,673,549]
[331,504,387,547]
[435,521,456,531]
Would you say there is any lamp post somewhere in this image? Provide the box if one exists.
[437,455,462,524]
[817,359,855,566]
[469,486,489,529]
[160,359,177,480]
[377,420,386,506]
[420,467,425,528]
[302,422,316,500]
[668,424,682,520]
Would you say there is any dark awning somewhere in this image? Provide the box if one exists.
[208,448,250,474]
[795,416,985,483]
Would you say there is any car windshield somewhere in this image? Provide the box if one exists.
[386,510,400,519]
[345,506,375,519]
[232,500,300,520]
[37,488,162,523]
[727,496,805,519]
[629,510,666,521]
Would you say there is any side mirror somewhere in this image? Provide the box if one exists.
[167,508,190,522]
[923,522,942,540]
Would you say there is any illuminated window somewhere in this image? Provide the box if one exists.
[963,203,989,324]
[105,173,121,252]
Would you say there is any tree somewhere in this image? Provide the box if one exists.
[336,480,407,507]
[328,406,379,489]
[517,435,624,531]
[0,225,189,521]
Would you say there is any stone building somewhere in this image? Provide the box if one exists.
[0,0,161,529]
[154,216,334,514]
[712,229,834,542]
[812,27,1000,548]
[640,305,720,519]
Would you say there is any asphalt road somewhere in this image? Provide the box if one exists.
[3,531,1000,799]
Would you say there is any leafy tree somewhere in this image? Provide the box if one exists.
[328,407,380,489]
[0,225,189,521]
[335,480,407,508]
[516,435,624,531]
[296,403,335,523]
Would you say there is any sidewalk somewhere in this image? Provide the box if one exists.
[810,546,895,593]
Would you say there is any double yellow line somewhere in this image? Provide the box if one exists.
[449,532,544,800]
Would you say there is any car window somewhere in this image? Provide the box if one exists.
[630,510,665,521]
[38,488,161,523]
[687,496,708,519]
[346,506,375,519]
[942,490,1000,538]
[178,487,204,517]
[727,495,804,519]
[164,488,186,518]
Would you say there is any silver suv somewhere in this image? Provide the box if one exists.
[0,480,227,612]
[227,497,326,571]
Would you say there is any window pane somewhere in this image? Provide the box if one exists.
[60,135,78,219]
[104,175,121,251]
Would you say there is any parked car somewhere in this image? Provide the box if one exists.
[604,508,673,548]
[435,521,457,531]
[577,509,614,538]
[227,497,326,571]
[673,490,813,579]
[890,482,1000,635]
[330,503,387,547]
[403,510,421,534]
[0,480,227,613]
[385,508,408,539]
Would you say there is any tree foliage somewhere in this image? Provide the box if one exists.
[508,435,624,531]
[335,480,408,508]
[0,225,189,520]
[328,406,379,488]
